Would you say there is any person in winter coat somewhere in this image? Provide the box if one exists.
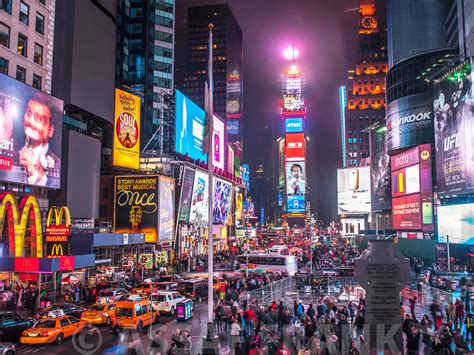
[420,314,433,347]
[406,326,421,354]
[455,299,465,329]
[348,340,360,355]
[230,319,241,353]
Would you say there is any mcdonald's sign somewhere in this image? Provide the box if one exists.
[45,206,71,258]
[0,193,43,258]
[14,258,39,273]
[46,242,69,257]
[59,256,74,271]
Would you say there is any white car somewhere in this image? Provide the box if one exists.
[152,291,186,315]
[97,288,129,303]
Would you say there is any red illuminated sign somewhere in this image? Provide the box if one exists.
[59,256,74,271]
[14,258,40,273]
[285,133,305,159]
[0,156,12,170]
[392,194,421,230]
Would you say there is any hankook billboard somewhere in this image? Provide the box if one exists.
[386,92,434,153]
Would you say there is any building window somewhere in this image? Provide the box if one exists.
[17,34,27,57]
[38,0,45,4]
[32,73,41,89]
[16,66,26,82]
[0,23,9,48]
[0,0,11,14]
[35,12,44,34]
[34,43,43,65]
[19,2,29,25]
[0,57,8,75]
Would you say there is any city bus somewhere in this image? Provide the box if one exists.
[236,254,298,276]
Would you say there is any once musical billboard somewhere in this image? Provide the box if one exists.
[0,73,63,188]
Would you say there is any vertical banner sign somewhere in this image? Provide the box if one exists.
[45,206,71,257]
[159,176,175,243]
[115,176,159,243]
[178,168,195,222]
[113,89,141,169]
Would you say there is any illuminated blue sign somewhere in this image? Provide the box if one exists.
[287,195,305,213]
[278,191,283,206]
[285,118,303,133]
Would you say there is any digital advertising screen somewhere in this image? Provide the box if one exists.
[370,126,391,211]
[113,88,141,169]
[286,161,306,195]
[281,94,306,117]
[434,62,474,196]
[175,90,207,162]
[437,203,474,245]
[0,73,63,188]
[285,118,303,133]
[386,92,434,153]
[115,176,159,243]
[337,167,371,214]
[178,168,195,222]
[285,133,305,159]
[235,191,243,225]
[213,115,225,170]
[227,144,234,174]
[213,178,232,224]
[242,163,250,190]
[278,139,285,186]
[392,194,422,230]
[159,176,174,243]
[189,170,209,225]
[288,195,305,213]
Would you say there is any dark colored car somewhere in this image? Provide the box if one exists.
[0,312,35,342]
[36,303,85,320]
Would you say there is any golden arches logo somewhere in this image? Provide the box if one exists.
[0,193,43,258]
[50,244,64,256]
[46,206,71,227]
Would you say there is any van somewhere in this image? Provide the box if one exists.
[178,279,208,299]
[113,296,159,333]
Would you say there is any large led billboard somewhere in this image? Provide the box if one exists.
[437,204,474,244]
[285,133,305,159]
[242,163,250,190]
[278,139,285,186]
[370,126,391,211]
[235,191,243,226]
[386,92,434,153]
[288,195,305,213]
[390,144,433,231]
[337,166,371,214]
[433,63,474,196]
[285,118,303,133]
[213,115,225,170]
[115,176,159,243]
[286,161,306,195]
[281,94,306,117]
[175,90,207,162]
[159,176,174,243]
[178,168,195,222]
[189,170,209,225]
[113,89,141,169]
[0,73,63,188]
[213,178,232,224]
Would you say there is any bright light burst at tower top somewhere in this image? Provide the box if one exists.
[283,45,300,61]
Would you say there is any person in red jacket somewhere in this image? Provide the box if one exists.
[246,307,256,336]
[455,298,465,330]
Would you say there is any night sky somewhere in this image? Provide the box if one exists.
[180,0,360,223]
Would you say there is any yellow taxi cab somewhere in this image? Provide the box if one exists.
[114,295,159,333]
[20,315,87,345]
[81,303,116,326]
[131,282,155,295]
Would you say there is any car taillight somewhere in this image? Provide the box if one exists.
[42,331,49,337]
[22,331,27,336]
[165,302,169,306]
[134,318,137,324]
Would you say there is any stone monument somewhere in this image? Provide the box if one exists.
[354,239,410,354]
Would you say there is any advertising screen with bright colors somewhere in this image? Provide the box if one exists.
[0,73,63,188]
[189,170,209,225]
[213,115,225,170]
[242,163,250,190]
[337,167,371,214]
[213,178,232,224]
[281,94,306,117]
[434,63,474,197]
[288,195,305,213]
[113,89,141,169]
[114,176,159,243]
[437,203,474,244]
[370,126,391,211]
[159,176,174,243]
[235,191,243,225]
[227,144,234,174]
[286,161,306,195]
[175,90,207,162]
[285,133,305,159]
[285,118,303,133]
[178,168,195,222]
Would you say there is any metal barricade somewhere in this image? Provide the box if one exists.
[246,277,296,307]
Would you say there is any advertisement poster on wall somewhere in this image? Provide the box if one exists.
[0,73,63,188]
[370,126,391,210]
[189,170,209,225]
[178,168,195,222]
[242,163,250,191]
[113,89,141,169]
[433,62,474,196]
[437,203,474,244]
[285,133,305,160]
[278,139,285,186]
[386,92,434,153]
[213,178,232,224]
[114,176,159,243]
[159,176,174,243]
[227,144,234,174]
[337,166,371,214]
[213,115,225,171]
[175,90,207,162]
[235,191,243,226]
[286,161,306,195]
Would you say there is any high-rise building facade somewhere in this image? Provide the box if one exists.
[175,4,243,158]
[0,0,55,93]
[342,0,388,168]
[116,0,175,153]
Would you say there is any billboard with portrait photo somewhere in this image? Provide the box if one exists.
[0,73,63,188]
[189,170,209,225]
[337,166,371,214]
[286,161,306,195]
[370,126,391,211]
[433,62,474,196]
